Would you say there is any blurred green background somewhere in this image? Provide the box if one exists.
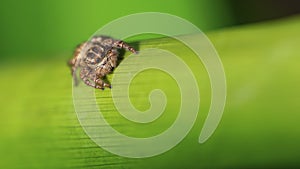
[0,0,235,61]
[0,0,300,168]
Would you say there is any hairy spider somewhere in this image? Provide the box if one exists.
[68,36,137,90]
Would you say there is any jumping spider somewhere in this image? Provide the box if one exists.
[68,36,137,90]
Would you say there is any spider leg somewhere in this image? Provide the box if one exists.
[112,40,137,53]
[68,42,87,86]
[80,68,105,90]
[68,57,79,86]
[107,49,119,68]
[94,66,111,89]
[95,77,111,89]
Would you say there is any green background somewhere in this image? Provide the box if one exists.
[0,0,233,60]
[0,0,300,169]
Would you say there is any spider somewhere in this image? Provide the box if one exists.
[68,35,137,90]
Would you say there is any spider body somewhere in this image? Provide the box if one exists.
[68,36,137,89]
